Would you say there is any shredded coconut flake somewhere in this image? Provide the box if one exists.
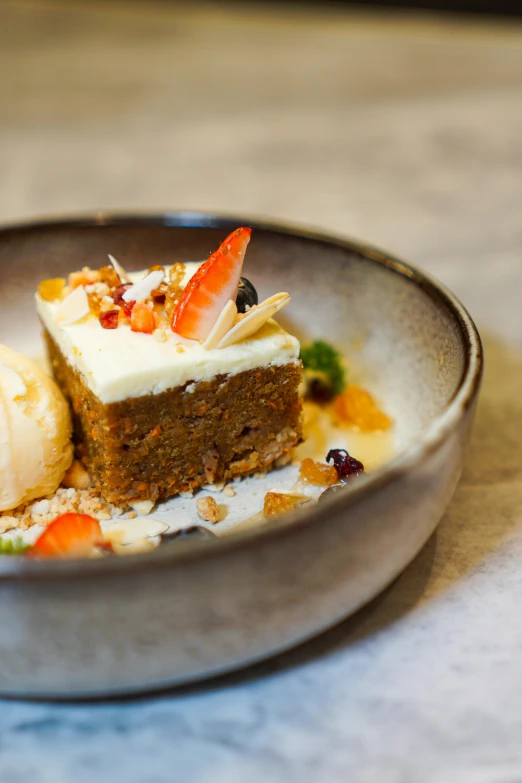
[122,270,165,303]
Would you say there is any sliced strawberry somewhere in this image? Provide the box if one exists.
[28,514,103,559]
[122,300,135,319]
[130,302,156,334]
[171,227,252,340]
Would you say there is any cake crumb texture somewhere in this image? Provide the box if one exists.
[44,331,303,506]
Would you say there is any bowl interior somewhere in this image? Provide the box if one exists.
[0,215,467,458]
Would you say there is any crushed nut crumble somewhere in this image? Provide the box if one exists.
[196,496,222,524]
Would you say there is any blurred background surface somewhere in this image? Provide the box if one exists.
[1,0,521,324]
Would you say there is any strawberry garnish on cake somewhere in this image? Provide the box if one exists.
[171,226,252,340]
[28,513,104,559]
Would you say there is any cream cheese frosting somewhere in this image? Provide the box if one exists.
[36,263,300,404]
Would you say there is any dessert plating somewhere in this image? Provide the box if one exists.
[36,228,303,506]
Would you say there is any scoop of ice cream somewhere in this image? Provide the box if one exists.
[0,345,73,511]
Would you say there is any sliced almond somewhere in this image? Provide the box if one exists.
[55,285,91,326]
[103,517,168,546]
[130,499,155,515]
[107,254,131,283]
[122,270,165,303]
[217,293,290,349]
[202,300,238,350]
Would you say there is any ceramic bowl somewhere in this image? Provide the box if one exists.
[0,212,483,699]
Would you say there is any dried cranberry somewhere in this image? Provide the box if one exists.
[99,310,119,330]
[326,449,364,480]
[112,283,132,305]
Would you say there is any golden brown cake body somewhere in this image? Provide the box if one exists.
[45,331,302,505]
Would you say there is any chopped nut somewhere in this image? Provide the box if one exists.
[153,328,168,343]
[62,461,92,490]
[98,264,122,289]
[196,496,221,524]
[165,263,186,316]
[0,516,17,533]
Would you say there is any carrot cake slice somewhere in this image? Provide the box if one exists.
[35,228,303,507]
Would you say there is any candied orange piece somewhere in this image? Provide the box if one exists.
[263,492,305,519]
[299,458,338,486]
[38,277,66,302]
[333,384,392,432]
[68,268,100,289]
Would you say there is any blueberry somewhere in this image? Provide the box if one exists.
[236,277,258,313]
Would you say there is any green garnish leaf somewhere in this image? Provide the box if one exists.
[0,537,30,556]
[300,340,346,399]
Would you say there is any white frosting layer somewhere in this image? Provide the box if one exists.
[36,263,300,404]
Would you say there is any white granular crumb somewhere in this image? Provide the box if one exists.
[179,490,194,499]
[223,485,236,497]
[99,299,118,314]
[253,471,268,480]
[29,499,51,516]
[232,475,243,484]
[0,486,127,531]
[175,345,185,353]
[0,517,17,534]
[85,282,109,297]
[126,512,138,519]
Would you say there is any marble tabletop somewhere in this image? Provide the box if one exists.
[1,1,522,780]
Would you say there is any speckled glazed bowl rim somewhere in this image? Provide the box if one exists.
[0,211,483,581]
